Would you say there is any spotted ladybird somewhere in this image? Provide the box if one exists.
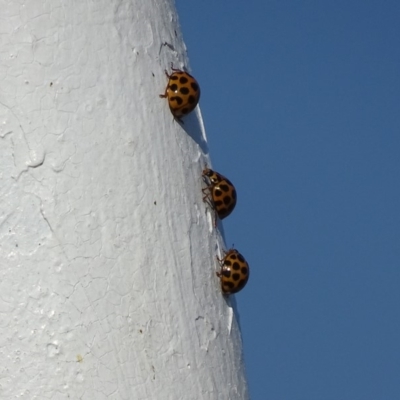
[159,67,200,122]
[202,168,237,222]
[216,249,249,295]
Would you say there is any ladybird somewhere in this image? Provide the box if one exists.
[216,249,250,295]
[202,168,237,221]
[159,67,200,122]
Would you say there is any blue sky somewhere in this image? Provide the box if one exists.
[176,1,400,399]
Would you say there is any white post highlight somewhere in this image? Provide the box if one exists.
[0,1,249,398]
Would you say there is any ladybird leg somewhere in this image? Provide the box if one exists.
[159,83,168,98]
[202,194,213,208]
[201,187,211,198]
[216,255,223,263]
[170,63,181,72]
[164,69,171,78]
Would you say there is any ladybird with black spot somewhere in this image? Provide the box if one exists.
[202,168,237,224]
[216,249,249,295]
[160,67,201,123]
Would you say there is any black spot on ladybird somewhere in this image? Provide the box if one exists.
[180,76,188,84]
[170,83,178,91]
[223,269,231,277]
[220,184,230,192]
[232,262,240,270]
[215,189,222,196]
[238,254,245,263]
[224,259,232,266]
[191,82,199,91]
[188,95,196,104]
[172,96,183,105]
[241,266,248,275]
[232,273,241,281]
[215,200,223,207]
[180,87,189,95]
[224,281,235,289]
[170,75,179,80]
[223,196,231,205]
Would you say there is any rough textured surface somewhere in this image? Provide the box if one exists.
[0,1,249,398]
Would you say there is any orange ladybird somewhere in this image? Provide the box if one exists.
[216,249,250,295]
[202,168,237,221]
[159,67,200,122]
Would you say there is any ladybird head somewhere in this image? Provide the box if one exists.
[202,168,223,184]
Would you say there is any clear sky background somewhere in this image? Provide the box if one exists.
[176,1,400,399]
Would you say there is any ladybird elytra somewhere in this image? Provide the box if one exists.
[159,66,201,122]
[202,168,237,222]
[216,249,249,295]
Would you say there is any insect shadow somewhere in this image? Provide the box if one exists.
[178,112,209,154]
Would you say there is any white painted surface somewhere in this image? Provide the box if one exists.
[0,1,249,399]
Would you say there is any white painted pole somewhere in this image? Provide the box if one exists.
[0,1,249,399]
